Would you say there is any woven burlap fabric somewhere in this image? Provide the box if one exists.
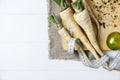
[48,0,80,60]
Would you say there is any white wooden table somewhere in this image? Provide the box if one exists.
[0,0,119,80]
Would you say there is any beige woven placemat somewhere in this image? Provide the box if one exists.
[48,0,80,60]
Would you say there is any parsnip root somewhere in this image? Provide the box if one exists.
[59,28,91,64]
[60,7,100,60]
[74,9,104,56]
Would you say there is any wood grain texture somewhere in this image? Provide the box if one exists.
[86,0,120,50]
[100,26,120,50]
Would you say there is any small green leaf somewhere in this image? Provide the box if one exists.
[48,13,62,29]
[53,0,67,11]
[71,0,83,13]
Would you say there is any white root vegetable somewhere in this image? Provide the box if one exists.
[60,7,100,60]
[83,0,100,39]
[73,9,104,56]
[59,28,91,64]
[48,13,91,64]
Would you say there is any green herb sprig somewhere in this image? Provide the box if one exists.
[71,0,83,13]
[53,0,68,11]
[48,13,62,30]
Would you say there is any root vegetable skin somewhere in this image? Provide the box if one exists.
[59,28,91,64]
[61,38,67,50]
[60,7,100,60]
[48,13,91,63]
[73,9,104,56]
[83,0,101,39]
[61,37,78,50]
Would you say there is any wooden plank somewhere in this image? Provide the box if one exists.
[0,15,48,42]
[86,0,120,50]
[0,0,46,14]
[100,26,120,50]
[0,71,119,80]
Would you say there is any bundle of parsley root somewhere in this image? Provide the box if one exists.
[48,13,91,64]
[71,0,104,57]
[50,0,103,60]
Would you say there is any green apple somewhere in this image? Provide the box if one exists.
[106,32,120,50]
